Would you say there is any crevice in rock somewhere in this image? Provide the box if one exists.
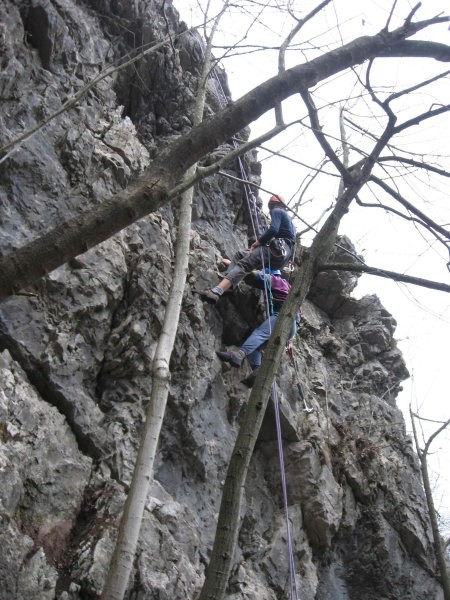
[0,329,104,461]
[54,481,115,598]
[94,248,151,408]
[95,266,134,404]
[21,4,52,71]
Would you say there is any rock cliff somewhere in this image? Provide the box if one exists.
[0,1,444,599]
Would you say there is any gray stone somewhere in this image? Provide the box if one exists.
[0,1,443,598]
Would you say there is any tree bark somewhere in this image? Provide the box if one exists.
[1,21,450,301]
[99,10,221,597]
[410,411,450,600]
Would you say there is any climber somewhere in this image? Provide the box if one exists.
[216,271,300,388]
[200,194,296,305]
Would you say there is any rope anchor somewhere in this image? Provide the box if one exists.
[297,380,313,413]
[288,353,313,413]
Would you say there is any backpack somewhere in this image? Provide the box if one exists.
[246,271,291,304]
[246,271,294,317]
[269,274,291,303]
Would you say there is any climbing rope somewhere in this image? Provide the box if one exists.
[209,67,266,237]
[273,381,300,600]
[260,257,301,600]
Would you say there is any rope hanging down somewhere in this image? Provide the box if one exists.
[259,253,300,600]
[209,68,266,237]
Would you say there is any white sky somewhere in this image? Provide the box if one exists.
[178,0,450,523]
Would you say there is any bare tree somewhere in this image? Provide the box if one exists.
[99,5,229,599]
[410,409,450,600]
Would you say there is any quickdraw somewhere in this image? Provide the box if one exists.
[287,348,313,413]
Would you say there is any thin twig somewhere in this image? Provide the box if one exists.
[370,174,450,240]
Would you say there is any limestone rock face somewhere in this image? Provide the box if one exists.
[0,1,443,599]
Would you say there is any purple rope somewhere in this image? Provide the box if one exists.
[272,381,300,600]
[259,254,300,600]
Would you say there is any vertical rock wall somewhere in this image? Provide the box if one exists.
[0,1,443,599]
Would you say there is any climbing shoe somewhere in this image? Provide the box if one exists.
[216,349,245,367]
[200,288,220,304]
[241,369,259,388]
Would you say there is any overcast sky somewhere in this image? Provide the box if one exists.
[178,0,450,524]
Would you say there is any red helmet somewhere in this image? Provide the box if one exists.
[268,194,285,207]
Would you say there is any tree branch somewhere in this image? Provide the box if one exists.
[370,174,450,240]
[355,194,423,222]
[386,69,450,102]
[318,262,450,293]
[378,39,450,61]
[277,0,331,124]
[299,89,348,179]
[259,144,339,177]
[423,418,450,456]
[410,408,450,600]
[378,156,450,178]
[394,102,450,134]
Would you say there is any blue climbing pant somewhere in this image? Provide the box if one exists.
[240,315,297,369]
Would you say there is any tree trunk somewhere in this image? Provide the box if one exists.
[99,13,220,598]
[411,411,450,600]
[420,454,450,600]
[198,174,362,599]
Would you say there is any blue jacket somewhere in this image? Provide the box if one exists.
[258,207,296,246]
